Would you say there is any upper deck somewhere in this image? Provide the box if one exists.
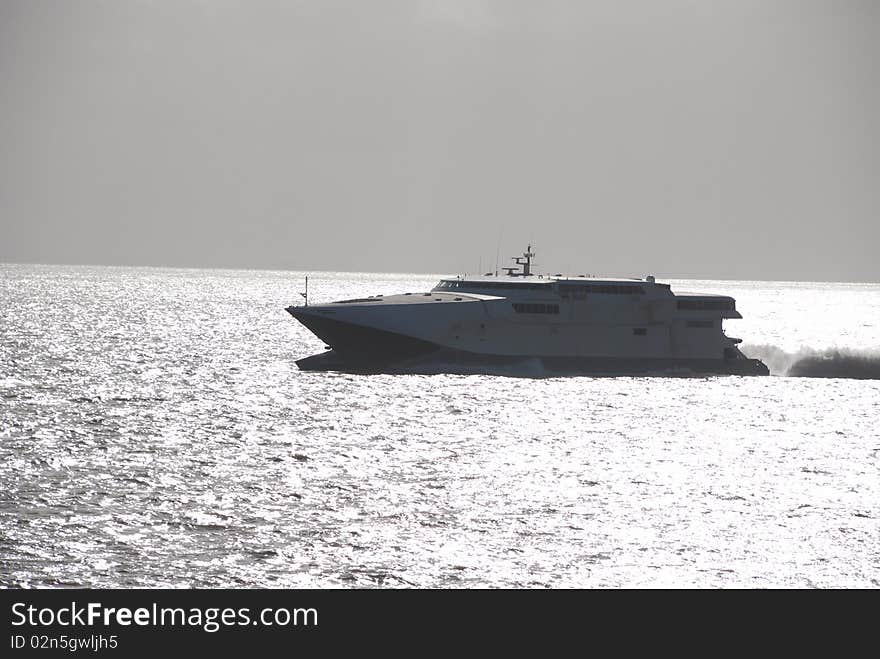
[313,244,741,319]
[432,275,670,298]
[430,276,741,318]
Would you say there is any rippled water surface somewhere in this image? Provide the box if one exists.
[1,265,878,587]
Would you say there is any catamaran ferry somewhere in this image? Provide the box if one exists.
[286,246,768,376]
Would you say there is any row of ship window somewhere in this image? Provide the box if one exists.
[437,280,548,291]
[677,299,735,311]
[512,303,560,314]
[558,284,646,295]
[437,281,646,294]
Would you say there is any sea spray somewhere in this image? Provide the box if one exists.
[741,344,880,379]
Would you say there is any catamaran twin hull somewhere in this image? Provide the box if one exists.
[286,296,768,377]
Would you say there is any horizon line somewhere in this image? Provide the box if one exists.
[2,260,878,286]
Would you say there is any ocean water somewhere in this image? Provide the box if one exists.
[1,264,878,588]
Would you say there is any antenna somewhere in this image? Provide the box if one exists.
[494,226,504,277]
[300,275,309,307]
[523,244,534,276]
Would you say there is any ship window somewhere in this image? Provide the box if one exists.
[677,298,734,311]
[451,280,553,291]
[558,283,645,295]
[687,320,714,328]
[633,328,647,336]
[512,303,560,314]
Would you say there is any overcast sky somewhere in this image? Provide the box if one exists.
[1,0,877,281]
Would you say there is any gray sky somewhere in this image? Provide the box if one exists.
[1,0,878,281]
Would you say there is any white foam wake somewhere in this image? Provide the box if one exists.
[741,344,880,379]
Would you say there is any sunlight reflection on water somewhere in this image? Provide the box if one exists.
[1,265,878,587]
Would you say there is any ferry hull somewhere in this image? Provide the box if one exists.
[288,308,769,377]
[287,306,438,366]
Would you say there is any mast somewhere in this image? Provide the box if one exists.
[522,244,534,276]
[300,276,309,307]
[510,245,535,276]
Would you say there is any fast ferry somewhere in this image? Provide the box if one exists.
[286,246,768,376]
